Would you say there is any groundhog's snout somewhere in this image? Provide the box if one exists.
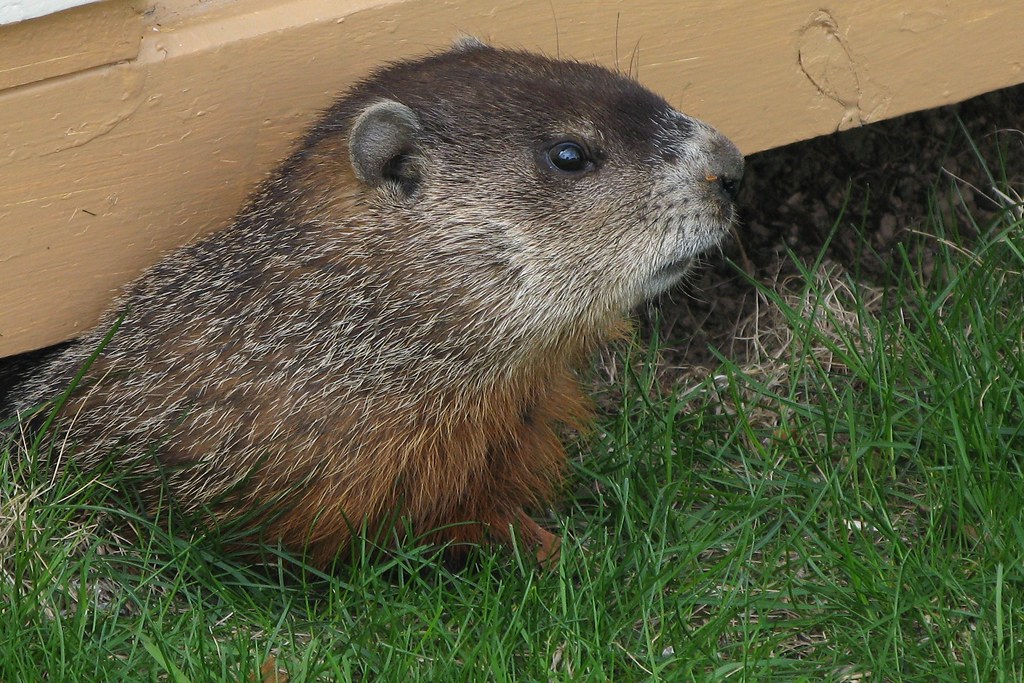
[703,129,745,204]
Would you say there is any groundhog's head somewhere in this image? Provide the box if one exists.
[291,40,743,335]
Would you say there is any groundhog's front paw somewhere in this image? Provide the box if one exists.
[533,528,562,569]
[508,508,561,569]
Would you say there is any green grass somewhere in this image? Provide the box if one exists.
[2,168,1023,681]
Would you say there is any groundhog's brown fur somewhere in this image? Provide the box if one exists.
[10,41,743,567]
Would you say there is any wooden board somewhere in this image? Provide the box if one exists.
[1,0,1022,357]
[0,1,140,90]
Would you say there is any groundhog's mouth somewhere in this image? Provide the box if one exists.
[659,258,693,277]
[643,258,694,300]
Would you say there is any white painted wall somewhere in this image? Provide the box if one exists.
[0,0,101,25]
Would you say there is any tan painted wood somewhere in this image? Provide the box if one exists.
[1,0,1022,357]
[0,0,141,90]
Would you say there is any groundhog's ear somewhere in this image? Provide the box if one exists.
[348,100,422,190]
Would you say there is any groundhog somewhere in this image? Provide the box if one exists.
[7,39,743,567]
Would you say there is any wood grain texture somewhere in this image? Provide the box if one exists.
[1,0,1022,356]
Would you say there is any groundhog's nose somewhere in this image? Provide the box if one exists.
[708,171,741,202]
[705,133,744,203]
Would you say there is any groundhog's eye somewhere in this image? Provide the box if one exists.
[546,141,592,174]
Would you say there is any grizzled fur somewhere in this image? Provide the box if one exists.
[9,42,743,567]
